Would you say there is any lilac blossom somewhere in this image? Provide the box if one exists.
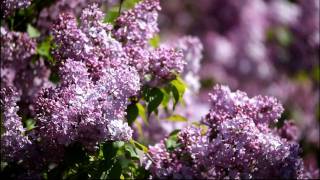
[0,27,36,71]
[149,47,184,82]
[36,59,138,151]
[0,27,51,116]
[278,121,301,142]
[114,0,161,46]
[37,0,114,33]
[146,85,315,179]
[52,6,127,80]
[53,1,185,84]
[1,0,32,18]
[0,87,31,162]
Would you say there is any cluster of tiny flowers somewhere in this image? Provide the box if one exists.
[36,58,138,151]
[37,0,113,33]
[114,0,185,83]
[114,0,161,46]
[146,85,313,179]
[0,27,51,116]
[1,0,31,18]
[52,0,184,83]
[0,87,31,162]
[0,27,36,71]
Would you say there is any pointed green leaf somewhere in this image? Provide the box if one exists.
[165,115,187,122]
[130,139,148,153]
[27,24,40,38]
[147,88,164,115]
[170,76,186,109]
[126,103,139,126]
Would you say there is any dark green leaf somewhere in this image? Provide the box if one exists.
[147,88,164,115]
[170,77,186,109]
[126,103,139,126]
[107,160,122,179]
[169,129,181,136]
[102,141,118,160]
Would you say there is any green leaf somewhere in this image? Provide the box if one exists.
[165,115,187,122]
[165,134,181,151]
[104,7,119,24]
[276,27,293,47]
[170,76,186,109]
[27,24,40,38]
[169,129,181,136]
[107,160,122,179]
[122,0,141,9]
[103,141,122,161]
[149,35,160,48]
[113,141,125,149]
[160,87,171,108]
[37,36,54,63]
[130,139,148,153]
[147,88,164,115]
[126,103,139,126]
[25,118,36,131]
[165,130,182,151]
[136,103,147,125]
[125,145,139,159]
[312,66,320,82]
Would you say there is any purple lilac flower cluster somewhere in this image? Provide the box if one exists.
[52,1,184,83]
[146,85,316,179]
[37,0,114,33]
[114,0,185,84]
[1,0,31,18]
[0,87,31,162]
[0,27,51,116]
[36,59,138,151]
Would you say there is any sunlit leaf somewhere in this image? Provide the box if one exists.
[27,24,40,38]
[165,115,187,122]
